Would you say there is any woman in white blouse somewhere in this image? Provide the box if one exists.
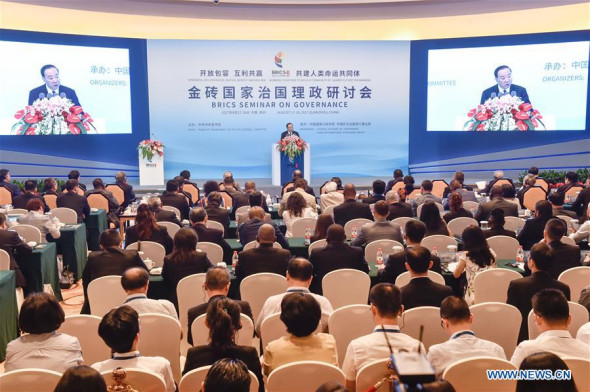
[569,204,590,244]
[282,192,317,237]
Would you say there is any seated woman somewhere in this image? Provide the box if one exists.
[283,192,317,238]
[312,213,334,243]
[420,202,451,237]
[453,226,497,305]
[183,297,264,392]
[570,204,590,244]
[124,204,173,254]
[263,292,338,375]
[443,192,473,224]
[482,208,516,238]
[162,228,213,306]
[17,198,61,241]
[55,365,107,392]
[5,292,83,373]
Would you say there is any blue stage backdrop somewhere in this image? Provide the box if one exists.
[147,40,410,183]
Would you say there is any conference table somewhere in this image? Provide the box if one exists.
[17,242,62,301]
[55,223,88,281]
[0,270,18,362]
[85,209,108,251]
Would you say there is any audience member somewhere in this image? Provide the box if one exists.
[85,178,120,228]
[81,229,147,314]
[385,189,412,220]
[149,196,182,227]
[400,246,452,309]
[222,170,241,192]
[221,176,241,199]
[204,191,231,236]
[179,169,197,188]
[482,208,516,238]
[420,201,451,237]
[256,258,334,335]
[482,170,513,194]
[13,179,49,212]
[403,175,417,196]
[263,292,338,375]
[160,179,190,221]
[443,192,473,223]
[427,296,506,376]
[516,176,538,208]
[444,179,477,207]
[475,185,519,222]
[232,181,269,212]
[189,207,231,259]
[517,200,553,250]
[507,243,571,343]
[203,358,251,392]
[237,206,288,248]
[56,179,90,223]
[351,200,402,246]
[124,204,173,254]
[362,179,386,204]
[442,171,474,199]
[515,352,578,392]
[502,183,521,208]
[115,171,135,209]
[569,204,590,244]
[384,169,404,194]
[60,170,86,192]
[521,166,539,186]
[42,177,59,196]
[311,213,334,243]
[283,192,317,237]
[572,180,590,217]
[342,284,425,391]
[548,192,577,219]
[120,267,177,318]
[540,218,581,279]
[309,224,368,294]
[0,213,31,288]
[453,226,496,305]
[0,168,21,198]
[331,176,343,191]
[17,198,61,240]
[280,178,317,215]
[510,289,590,367]
[319,181,344,210]
[92,306,175,392]
[333,184,373,227]
[412,180,443,216]
[183,298,264,391]
[174,175,194,207]
[199,180,221,207]
[556,171,583,195]
[5,292,82,373]
[187,267,253,346]
[284,170,315,196]
[54,365,107,392]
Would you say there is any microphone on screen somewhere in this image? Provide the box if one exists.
[38,92,46,99]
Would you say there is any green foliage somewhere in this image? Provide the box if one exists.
[517,168,589,185]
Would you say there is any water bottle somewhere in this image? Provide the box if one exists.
[351,226,358,239]
[432,246,438,257]
[516,246,524,263]
[232,251,239,271]
[304,225,312,245]
[376,248,384,265]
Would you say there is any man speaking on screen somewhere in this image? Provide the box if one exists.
[28,64,81,107]
[480,65,530,104]
[280,122,300,139]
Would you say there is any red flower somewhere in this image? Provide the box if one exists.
[83,122,90,131]
[62,111,69,118]
[69,106,83,114]
[14,110,25,120]
[466,122,474,131]
[476,123,486,131]
[25,127,36,135]
[530,118,538,127]
[467,108,477,117]
[68,123,81,134]
[158,151,163,157]
[515,111,530,120]
[519,103,532,112]
[516,120,528,131]
[67,114,81,123]
[475,112,488,121]
[25,113,39,124]
[511,109,517,115]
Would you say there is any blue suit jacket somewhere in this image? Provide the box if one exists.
[28,84,81,107]
[480,84,530,104]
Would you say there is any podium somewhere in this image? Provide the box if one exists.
[139,151,165,186]
[272,143,311,186]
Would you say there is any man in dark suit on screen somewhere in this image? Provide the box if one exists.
[280,122,300,139]
[480,65,530,104]
[28,64,81,106]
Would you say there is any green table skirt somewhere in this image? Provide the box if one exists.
[56,223,88,281]
[85,210,108,251]
[17,242,62,301]
[0,270,18,361]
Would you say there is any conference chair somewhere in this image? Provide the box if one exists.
[0,249,10,271]
[493,179,513,188]
[242,240,282,251]
[87,275,127,316]
[43,194,58,210]
[57,314,111,365]
[486,235,520,260]
[162,205,181,220]
[344,218,372,239]
[0,369,62,392]
[176,273,207,353]
[556,214,575,232]
[392,216,413,231]
[308,239,327,256]
[281,182,293,195]
[138,313,182,383]
[558,267,590,302]
[416,202,444,217]
[447,217,478,239]
[472,268,522,304]
[528,302,589,339]
[319,180,330,195]
[535,178,550,192]
[431,180,448,198]
[420,235,458,253]
[328,304,374,367]
[394,271,445,288]
[290,217,318,237]
[562,357,590,392]
[191,313,254,347]
[266,361,346,392]
[356,359,392,392]
[205,219,225,235]
[8,208,27,215]
[565,186,584,200]
[391,181,405,193]
[9,224,42,243]
[522,186,547,211]
[0,186,12,205]
[407,189,421,200]
[504,216,526,233]
[400,306,446,350]
[322,204,336,216]
[364,239,404,264]
[157,221,181,238]
[322,269,370,310]
[219,190,234,209]
[105,184,125,205]
[49,207,77,224]
[196,241,223,264]
[561,236,576,246]
[125,241,166,268]
[183,183,200,203]
[179,366,259,392]
[442,357,517,392]
[101,368,167,392]
[240,273,287,322]
[87,193,110,211]
[470,302,521,357]
[463,201,480,214]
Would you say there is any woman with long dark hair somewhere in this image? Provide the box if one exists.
[420,202,451,237]
[283,192,317,238]
[516,352,577,392]
[453,225,496,305]
[443,192,473,223]
[183,297,264,391]
[312,213,334,243]
[124,204,173,254]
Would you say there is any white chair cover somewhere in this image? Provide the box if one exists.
[266,361,345,392]
[138,313,182,383]
[240,273,287,322]
[344,218,373,239]
[472,268,522,304]
[87,275,127,316]
[125,241,166,268]
[205,220,225,235]
[470,302,521,358]
[308,239,327,256]
[57,314,111,365]
[562,357,590,392]
[157,221,181,239]
[196,242,223,264]
[364,239,404,264]
[420,235,457,252]
[447,217,478,239]
[400,306,447,350]
[0,368,62,392]
[101,368,167,392]
[162,205,181,219]
[558,267,590,302]
[442,356,516,392]
[290,217,318,237]
[322,269,370,310]
[328,305,373,367]
[486,235,520,260]
[50,207,77,224]
[10,224,43,243]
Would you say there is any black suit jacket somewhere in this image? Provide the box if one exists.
[517,217,551,250]
[362,194,385,204]
[231,192,269,214]
[507,271,570,342]
[443,209,473,223]
[280,130,300,139]
[81,247,147,314]
[13,192,49,212]
[546,240,581,280]
[237,218,289,249]
[56,191,90,223]
[160,192,190,221]
[385,178,404,194]
[155,210,183,227]
[474,198,518,222]
[379,248,442,284]
[309,242,369,295]
[0,229,32,287]
[61,183,87,192]
[205,206,231,238]
[186,294,253,345]
[482,227,516,239]
[400,277,453,310]
[480,84,530,105]
[386,202,413,220]
[235,244,291,291]
[116,181,135,209]
[572,187,590,217]
[285,185,316,197]
[333,199,374,227]
[124,225,173,255]
[28,84,81,107]
[162,252,213,305]
[191,223,232,261]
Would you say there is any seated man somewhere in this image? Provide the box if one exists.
[42,178,59,197]
[475,185,518,222]
[482,208,516,239]
[121,267,177,319]
[351,200,402,247]
[186,267,253,346]
[56,179,90,223]
[411,180,442,216]
[189,207,231,260]
[510,289,590,367]
[319,181,344,211]
[17,199,61,241]
[516,176,538,208]
[384,169,404,194]
[92,306,175,392]
[115,171,136,209]
[443,180,477,209]
[517,200,553,250]
[309,224,368,295]
[333,184,373,227]
[174,175,193,207]
[13,180,49,212]
[232,182,269,213]
[203,358,251,392]
[204,192,231,237]
[482,170,514,195]
[385,189,412,220]
[548,192,577,219]
[179,169,198,188]
[342,284,425,391]
[237,206,288,248]
[0,169,21,198]
[284,169,315,196]
[400,246,452,310]
[542,218,581,279]
[555,171,583,195]
[149,196,182,227]
[160,179,190,221]
[442,171,473,199]
[428,296,506,376]
[60,170,86,192]
[256,258,333,336]
[86,178,121,228]
[0,213,32,288]
[362,180,386,204]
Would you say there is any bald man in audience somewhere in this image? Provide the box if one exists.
[120,267,177,319]
[474,185,518,222]
[237,206,288,248]
[149,196,182,227]
[333,184,373,227]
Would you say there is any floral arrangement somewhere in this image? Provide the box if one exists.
[464,94,545,131]
[12,96,95,135]
[138,139,164,160]
[276,135,308,160]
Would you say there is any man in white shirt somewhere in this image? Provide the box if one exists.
[342,283,425,391]
[510,289,590,367]
[576,321,590,345]
[427,296,506,376]
[319,181,344,211]
[121,267,178,319]
[256,258,333,336]
[92,306,176,392]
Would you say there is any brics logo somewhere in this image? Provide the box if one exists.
[274,52,284,68]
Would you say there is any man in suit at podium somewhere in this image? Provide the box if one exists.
[480,65,530,104]
[28,64,81,107]
[280,122,300,139]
